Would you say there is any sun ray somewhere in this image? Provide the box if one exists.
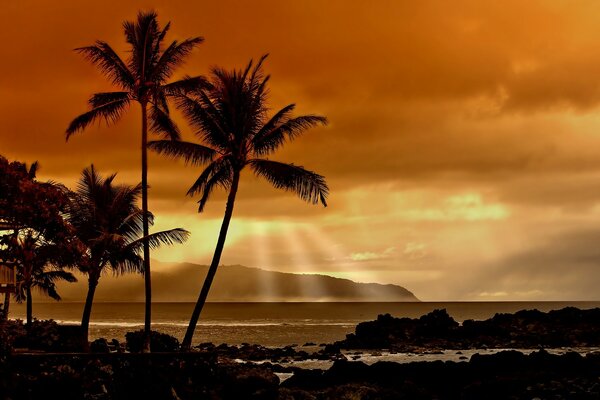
[251,221,276,301]
[300,224,381,300]
[280,222,327,300]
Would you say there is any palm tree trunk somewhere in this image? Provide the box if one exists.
[81,272,99,351]
[26,285,32,326]
[181,170,241,350]
[2,292,10,320]
[141,101,152,353]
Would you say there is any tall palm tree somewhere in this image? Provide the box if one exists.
[69,166,189,348]
[13,231,78,325]
[66,11,203,350]
[149,56,329,350]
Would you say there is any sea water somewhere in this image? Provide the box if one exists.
[10,301,600,347]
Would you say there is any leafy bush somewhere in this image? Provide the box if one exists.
[13,319,60,350]
[0,319,26,358]
[11,319,83,352]
[125,330,180,352]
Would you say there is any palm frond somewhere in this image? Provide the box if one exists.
[176,93,230,150]
[252,103,295,141]
[252,115,327,156]
[109,251,143,276]
[40,269,78,284]
[186,156,231,196]
[152,37,204,82]
[149,103,180,140]
[249,159,328,206]
[127,228,190,252]
[88,91,130,108]
[123,11,160,79]
[163,75,210,96]
[153,21,171,56]
[197,163,233,212]
[75,42,134,89]
[148,140,218,166]
[66,97,130,138]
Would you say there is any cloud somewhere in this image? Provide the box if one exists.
[4,1,600,300]
[462,228,600,300]
[349,247,397,262]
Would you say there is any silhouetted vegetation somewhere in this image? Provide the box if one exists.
[66,10,203,351]
[125,330,180,352]
[0,157,79,324]
[68,166,189,348]
[149,56,329,349]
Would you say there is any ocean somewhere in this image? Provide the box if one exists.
[9,301,600,347]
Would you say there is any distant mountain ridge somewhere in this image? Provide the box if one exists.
[55,262,419,302]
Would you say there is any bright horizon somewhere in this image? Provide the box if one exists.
[4,1,600,301]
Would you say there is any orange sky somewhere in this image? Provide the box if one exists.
[3,1,600,300]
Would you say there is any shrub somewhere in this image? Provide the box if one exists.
[0,319,26,358]
[125,330,180,352]
[11,319,83,352]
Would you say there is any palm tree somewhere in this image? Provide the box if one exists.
[149,56,329,350]
[66,11,203,350]
[69,166,189,348]
[13,231,77,325]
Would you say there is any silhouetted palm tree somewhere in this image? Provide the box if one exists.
[13,232,77,325]
[149,56,329,349]
[69,166,189,348]
[66,11,203,350]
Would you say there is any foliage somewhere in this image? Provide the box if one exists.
[12,231,78,302]
[0,319,26,358]
[68,165,189,346]
[0,157,71,238]
[69,166,190,277]
[149,56,329,348]
[149,55,329,212]
[2,319,81,352]
[65,10,204,141]
[0,156,81,321]
[125,329,180,352]
[66,11,203,348]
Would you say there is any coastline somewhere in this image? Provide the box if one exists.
[3,306,600,398]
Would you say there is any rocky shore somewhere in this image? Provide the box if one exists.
[3,307,600,399]
[3,350,600,399]
[333,306,600,352]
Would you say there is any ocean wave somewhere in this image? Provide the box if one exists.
[56,320,355,328]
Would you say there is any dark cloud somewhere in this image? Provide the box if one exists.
[463,228,600,299]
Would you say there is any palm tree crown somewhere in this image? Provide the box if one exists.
[69,166,189,276]
[66,10,204,139]
[149,55,328,209]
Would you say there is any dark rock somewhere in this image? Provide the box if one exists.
[335,307,600,351]
[89,338,110,353]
